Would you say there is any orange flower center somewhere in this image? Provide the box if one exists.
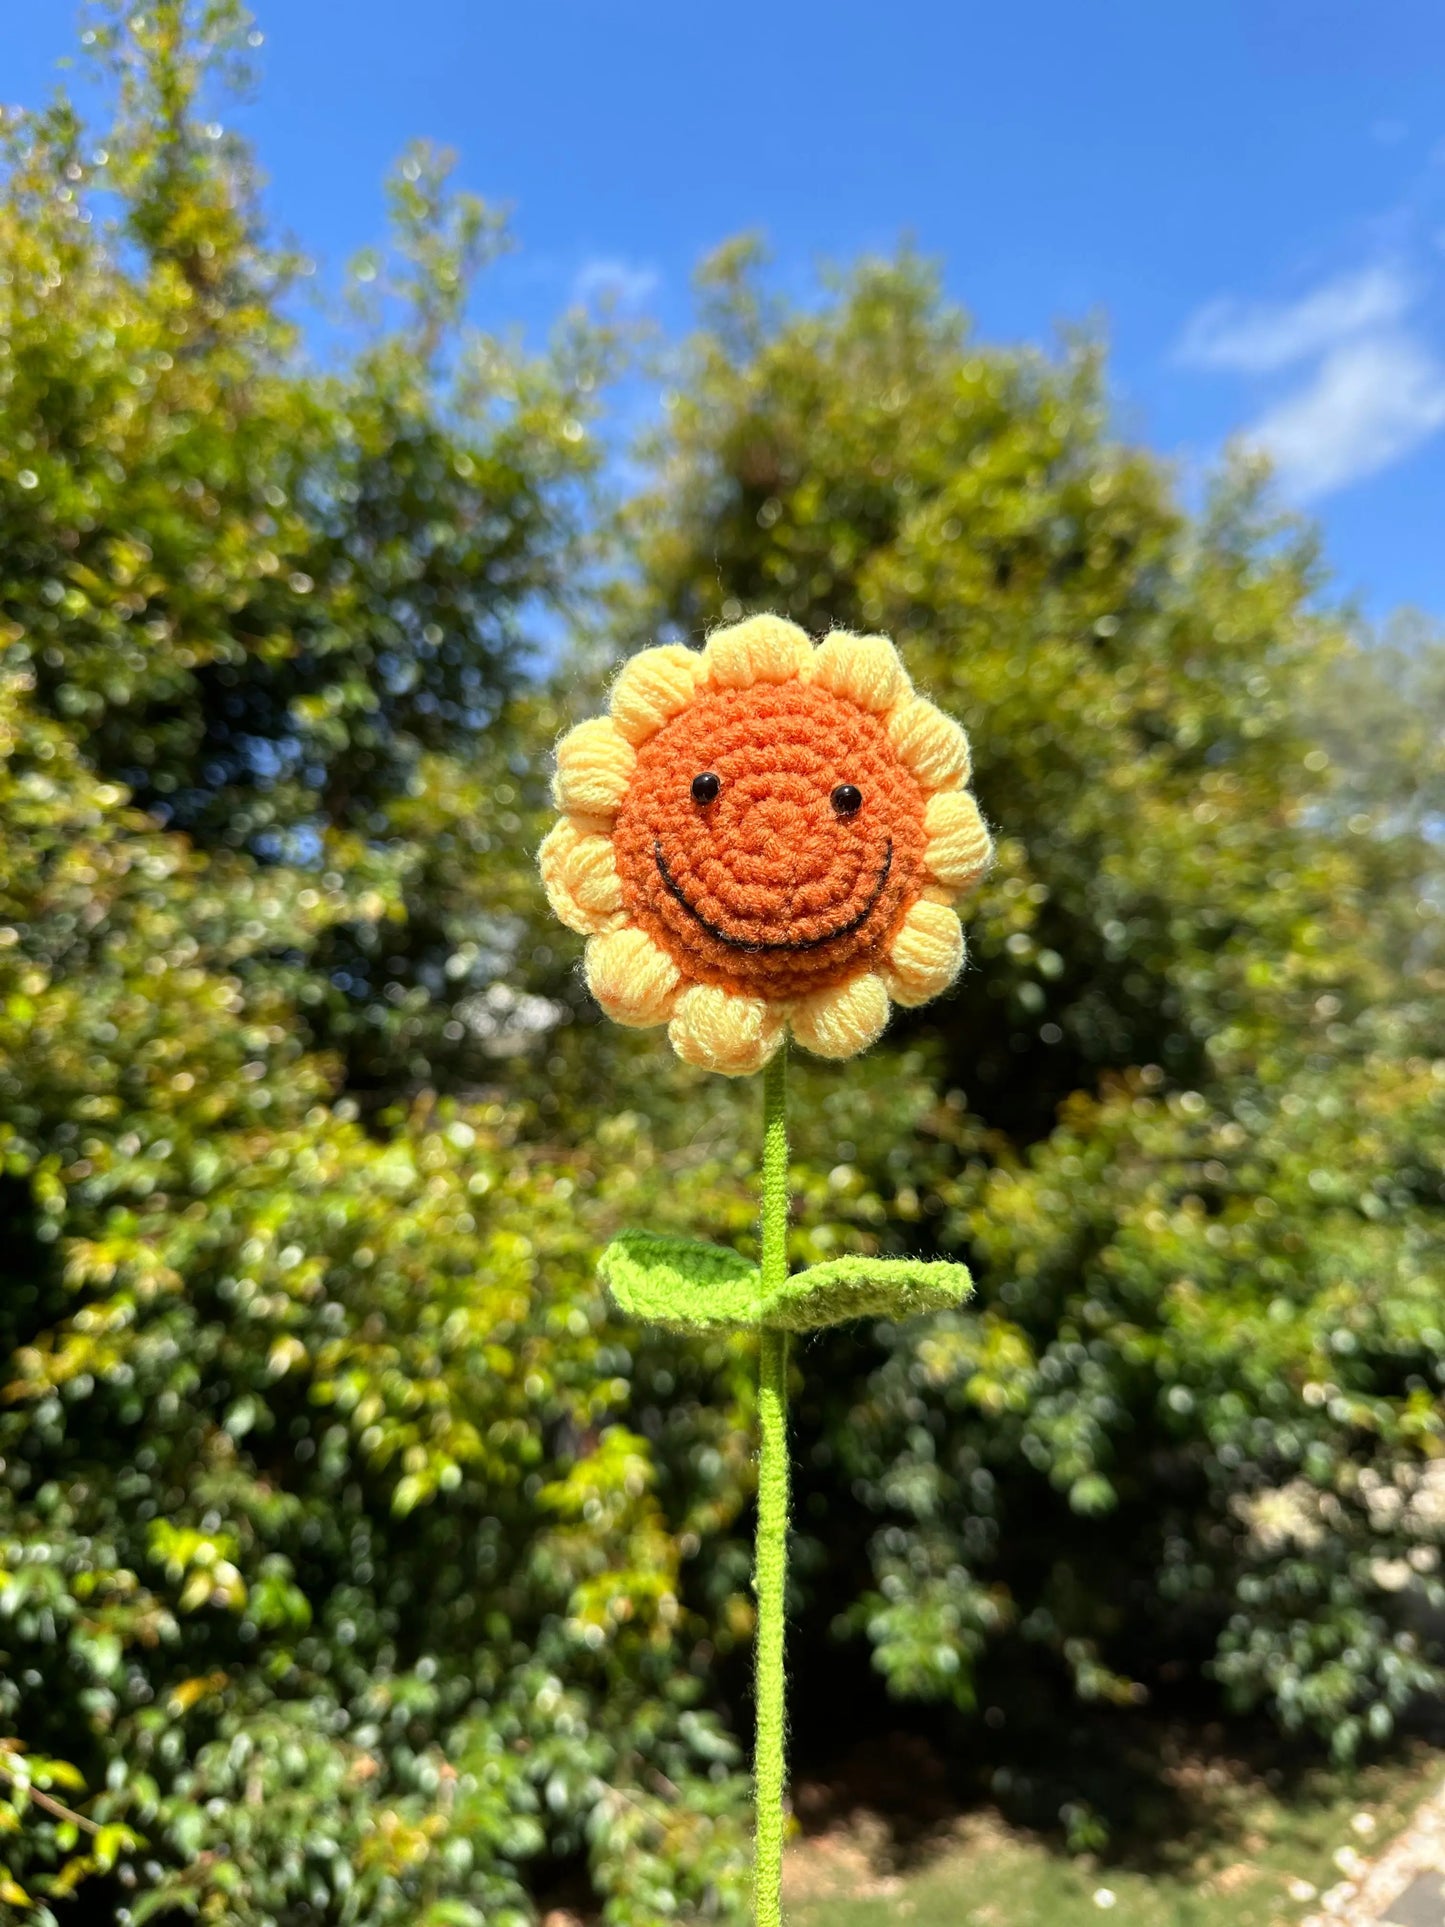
[612,682,927,999]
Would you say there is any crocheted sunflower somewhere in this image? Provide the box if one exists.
[540,614,992,1075]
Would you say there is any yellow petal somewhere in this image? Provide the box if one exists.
[807,630,910,715]
[883,898,964,1008]
[585,926,682,1028]
[888,696,971,791]
[668,983,786,1076]
[552,716,636,819]
[539,819,625,935]
[923,791,993,893]
[702,614,812,689]
[790,973,890,1060]
[609,643,704,745]
[562,809,616,840]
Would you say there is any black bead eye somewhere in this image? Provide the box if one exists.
[691,771,721,804]
[830,783,863,816]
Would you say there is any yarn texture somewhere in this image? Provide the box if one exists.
[539,608,994,1903]
[543,612,994,1911]
[539,614,992,1074]
[541,616,995,1919]
[598,1228,973,1332]
[596,1050,973,1925]
[752,1051,791,1927]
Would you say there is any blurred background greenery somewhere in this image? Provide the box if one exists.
[3,5,1445,1923]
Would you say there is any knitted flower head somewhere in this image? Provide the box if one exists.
[540,615,992,1076]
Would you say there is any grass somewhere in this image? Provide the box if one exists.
[785,1743,1442,1927]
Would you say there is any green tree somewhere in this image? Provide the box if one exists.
[0,9,749,1922]
[6,1,608,1104]
[616,244,1445,1793]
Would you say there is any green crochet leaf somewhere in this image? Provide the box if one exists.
[599,1233,971,1333]
[598,1230,763,1330]
[768,1255,972,1331]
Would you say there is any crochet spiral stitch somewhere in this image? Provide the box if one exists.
[613,682,928,1000]
[540,614,992,1074]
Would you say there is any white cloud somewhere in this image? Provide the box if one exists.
[570,256,659,311]
[1248,332,1445,499]
[1177,265,1410,373]
[1176,254,1445,498]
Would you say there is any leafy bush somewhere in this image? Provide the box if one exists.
[0,9,746,1920]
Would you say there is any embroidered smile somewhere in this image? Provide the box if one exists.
[653,838,894,952]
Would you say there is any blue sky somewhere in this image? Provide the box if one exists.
[8,1,1445,619]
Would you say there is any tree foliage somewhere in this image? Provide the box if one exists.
[4,8,1445,1923]
[622,242,1445,1782]
[0,9,746,1922]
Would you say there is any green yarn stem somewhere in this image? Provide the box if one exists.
[754,1047,791,1927]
